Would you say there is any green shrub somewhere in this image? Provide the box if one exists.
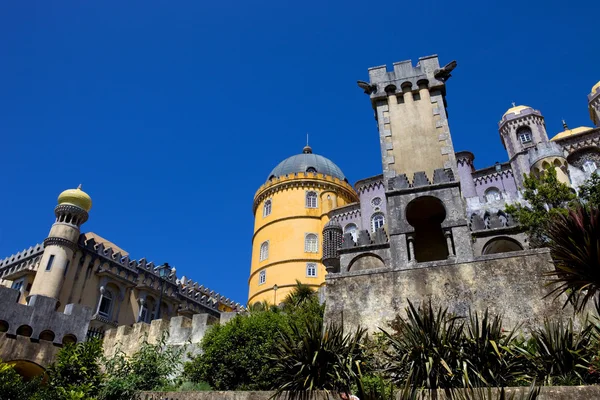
[0,361,43,400]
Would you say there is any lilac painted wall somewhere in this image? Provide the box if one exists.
[356,178,386,232]
[473,167,518,202]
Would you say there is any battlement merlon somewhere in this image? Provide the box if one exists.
[365,55,454,101]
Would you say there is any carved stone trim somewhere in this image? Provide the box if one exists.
[44,237,77,251]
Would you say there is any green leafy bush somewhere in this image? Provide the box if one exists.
[0,361,43,400]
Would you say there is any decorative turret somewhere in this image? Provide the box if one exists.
[528,141,570,185]
[588,81,600,127]
[28,186,92,303]
[498,104,548,186]
[322,219,342,273]
[455,151,477,198]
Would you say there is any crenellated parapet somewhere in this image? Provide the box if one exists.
[0,286,92,345]
[528,141,566,167]
[387,168,455,192]
[341,228,389,249]
[253,172,357,214]
[355,175,384,194]
[0,244,44,281]
[468,211,515,232]
[473,164,514,186]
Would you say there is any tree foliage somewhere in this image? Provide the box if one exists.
[505,168,576,247]
[0,361,43,400]
[579,172,600,207]
[184,283,324,391]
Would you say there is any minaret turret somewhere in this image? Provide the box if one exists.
[498,105,548,186]
[28,185,92,302]
[322,219,342,273]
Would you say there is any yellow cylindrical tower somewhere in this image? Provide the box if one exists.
[28,185,92,302]
[248,146,358,305]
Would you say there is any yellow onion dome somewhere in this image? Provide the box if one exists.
[502,105,532,118]
[57,185,92,212]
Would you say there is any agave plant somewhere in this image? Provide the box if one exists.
[545,203,600,312]
[523,318,594,385]
[462,309,530,387]
[271,318,368,400]
[282,280,318,309]
[381,300,465,389]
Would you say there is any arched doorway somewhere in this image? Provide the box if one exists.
[482,237,524,255]
[406,196,448,262]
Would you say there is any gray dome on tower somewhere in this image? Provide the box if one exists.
[267,145,346,181]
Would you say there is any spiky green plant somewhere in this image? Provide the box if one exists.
[545,203,600,312]
[381,300,465,389]
[282,280,317,309]
[462,309,530,387]
[271,318,368,400]
[523,318,595,385]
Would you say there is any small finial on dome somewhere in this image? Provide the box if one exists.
[77,184,82,190]
[303,133,312,153]
[562,119,569,130]
[511,101,516,107]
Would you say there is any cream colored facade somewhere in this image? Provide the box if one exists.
[0,187,241,336]
[248,149,358,305]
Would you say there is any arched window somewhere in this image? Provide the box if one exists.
[517,126,533,144]
[583,160,598,174]
[259,270,266,285]
[306,167,317,173]
[98,290,113,318]
[259,241,269,261]
[263,199,272,217]
[344,223,358,241]
[371,213,385,232]
[306,191,318,208]
[305,234,318,253]
[485,187,502,202]
[306,263,317,277]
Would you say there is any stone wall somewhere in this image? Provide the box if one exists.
[324,249,571,333]
[140,387,600,400]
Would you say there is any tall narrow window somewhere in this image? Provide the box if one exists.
[263,199,272,217]
[344,223,358,241]
[64,260,70,277]
[305,234,318,253]
[11,278,25,302]
[517,127,533,144]
[306,191,318,208]
[371,213,385,232]
[46,255,55,271]
[98,290,113,318]
[306,263,317,277]
[259,270,266,285]
[259,241,269,261]
[583,160,598,174]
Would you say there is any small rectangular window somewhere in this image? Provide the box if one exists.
[519,132,532,144]
[259,270,266,285]
[306,263,317,277]
[46,255,55,271]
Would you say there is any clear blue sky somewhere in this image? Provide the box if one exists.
[0,1,597,304]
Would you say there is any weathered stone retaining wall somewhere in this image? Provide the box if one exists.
[324,249,573,334]
[140,387,600,400]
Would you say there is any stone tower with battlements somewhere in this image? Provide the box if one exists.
[358,55,473,266]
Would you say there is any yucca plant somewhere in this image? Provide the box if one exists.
[271,318,368,400]
[462,309,530,387]
[282,280,318,309]
[523,318,594,385]
[381,300,465,389]
[545,203,600,312]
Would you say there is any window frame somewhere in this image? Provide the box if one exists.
[98,289,114,319]
[485,187,502,202]
[305,191,318,209]
[583,160,598,174]
[258,270,266,285]
[344,223,358,241]
[306,262,317,277]
[259,241,269,262]
[517,127,533,145]
[263,199,272,217]
[371,197,382,207]
[371,213,385,232]
[304,233,318,253]
[46,254,55,271]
